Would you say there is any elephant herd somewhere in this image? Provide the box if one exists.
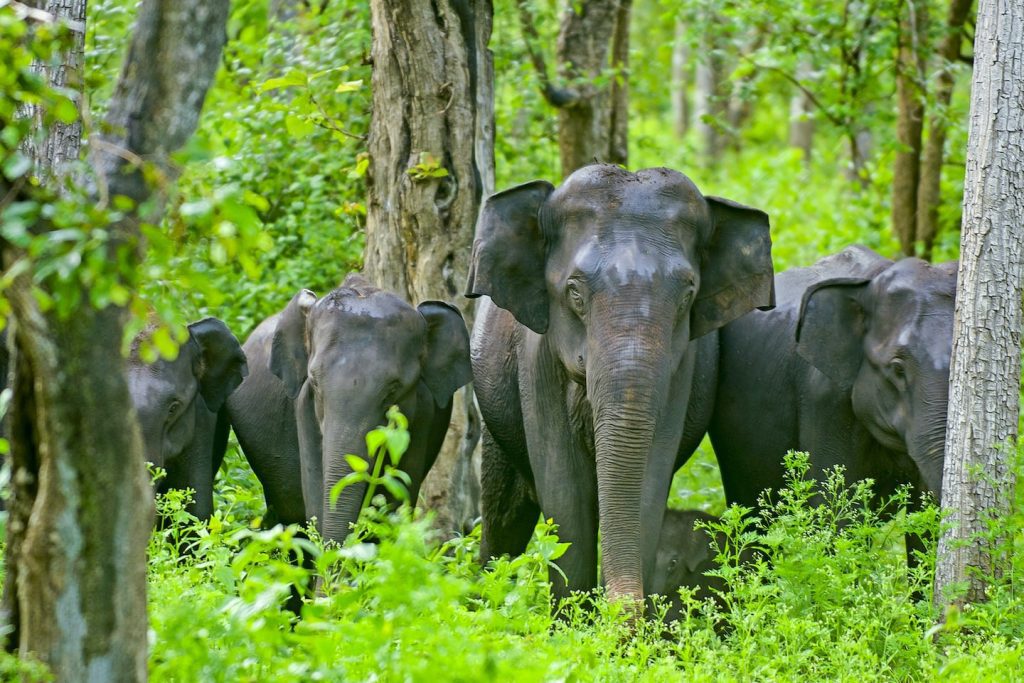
[113,163,954,618]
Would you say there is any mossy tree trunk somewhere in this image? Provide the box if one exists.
[2,2,230,679]
[363,0,494,535]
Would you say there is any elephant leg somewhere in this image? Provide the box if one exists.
[479,426,539,562]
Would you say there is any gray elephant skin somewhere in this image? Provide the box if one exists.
[227,274,472,545]
[651,509,728,621]
[706,246,955,552]
[467,164,774,607]
[127,317,248,521]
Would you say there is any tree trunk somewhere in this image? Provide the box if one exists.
[20,0,86,182]
[934,0,1023,609]
[670,19,690,138]
[363,0,494,535]
[693,23,726,166]
[788,62,815,165]
[606,0,630,167]
[916,0,974,261]
[892,0,929,256]
[3,2,230,679]
[554,0,630,175]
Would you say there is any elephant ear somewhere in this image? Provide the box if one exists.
[187,317,249,412]
[465,180,554,334]
[417,301,473,405]
[269,289,317,400]
[691,196,775,339]
[795,277,872,388]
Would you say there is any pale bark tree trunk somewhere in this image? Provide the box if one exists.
[892,0,929,256]
[693,24,726,165]
[363,0,494,535]
[670,19,690,138]
[2,2,230,679]
[916,0,974,261]
[935,0,1023,609]
[788,62,815,165]
[19,0,86,182]
[516,0,630,177]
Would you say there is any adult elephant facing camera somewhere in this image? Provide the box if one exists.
[468,164,774,608]
[228,274,472,545]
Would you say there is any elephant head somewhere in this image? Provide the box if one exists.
[652,509,725,621]
[466,164,773,606]
[796,257,957,499]
[128,317,248,518]
[269,274,472,545]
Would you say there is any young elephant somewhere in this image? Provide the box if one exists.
[127,318,248,521]
[227,274,472,545]
[705,245,955,561]
[651,509,726,621]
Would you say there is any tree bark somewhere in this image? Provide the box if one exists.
[3,2,230,679]
[892,0,929,256]
[20,0,86,182]
[916,0,974,260]
[693,23,726,165]
[788,62,815,165]
[670,20,690,138]
[363,0,494,535]
[516,0,630,177]
[935,0,1023,609]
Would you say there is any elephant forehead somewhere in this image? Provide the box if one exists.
[548,168,709,228]
[551,231,697,286]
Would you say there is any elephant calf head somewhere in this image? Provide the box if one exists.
[652,509,730,620]
[269,274,472,545]
[797,256,957,498]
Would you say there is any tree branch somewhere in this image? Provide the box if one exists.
[515,0,577,107]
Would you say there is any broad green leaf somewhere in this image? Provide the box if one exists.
[335,79,363,93]
[345,454,368,473]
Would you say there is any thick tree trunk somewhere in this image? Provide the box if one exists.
[3,2,230,679]
[892,1,928,256]
[554,0,629,175]
[363,0,494,535]
[670,20,690,138]
[935,0,1023,609]
[916,0,974,261]
[606,0,630,167]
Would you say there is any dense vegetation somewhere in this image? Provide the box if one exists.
[2,0,1022,679]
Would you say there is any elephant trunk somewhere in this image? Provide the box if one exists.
[588,330,675,608]
[909,389,949,501]
[320,420,374,545]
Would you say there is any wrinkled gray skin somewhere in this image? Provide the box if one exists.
[127,318,248,521]
[705,245,955,561]
[228,274,472,545]
[468,164,774,607]
[651,509,725,621]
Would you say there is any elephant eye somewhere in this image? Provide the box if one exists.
[668,558,678,571]
[167,400,182,419]
[566,281,585,316]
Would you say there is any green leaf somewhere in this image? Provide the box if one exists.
[152,326,180,360]
[259,71,308,92]
[285,113,316,138]
[345,454,368,473]
[2,152,31,180]
[51,96,78,124]
[335,79,363,93]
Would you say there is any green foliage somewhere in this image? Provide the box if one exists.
[142,435,1024,681]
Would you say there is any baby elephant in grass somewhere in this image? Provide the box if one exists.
[651,509,731,622]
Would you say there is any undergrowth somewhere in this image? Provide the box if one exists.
[138,436,1024,682]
